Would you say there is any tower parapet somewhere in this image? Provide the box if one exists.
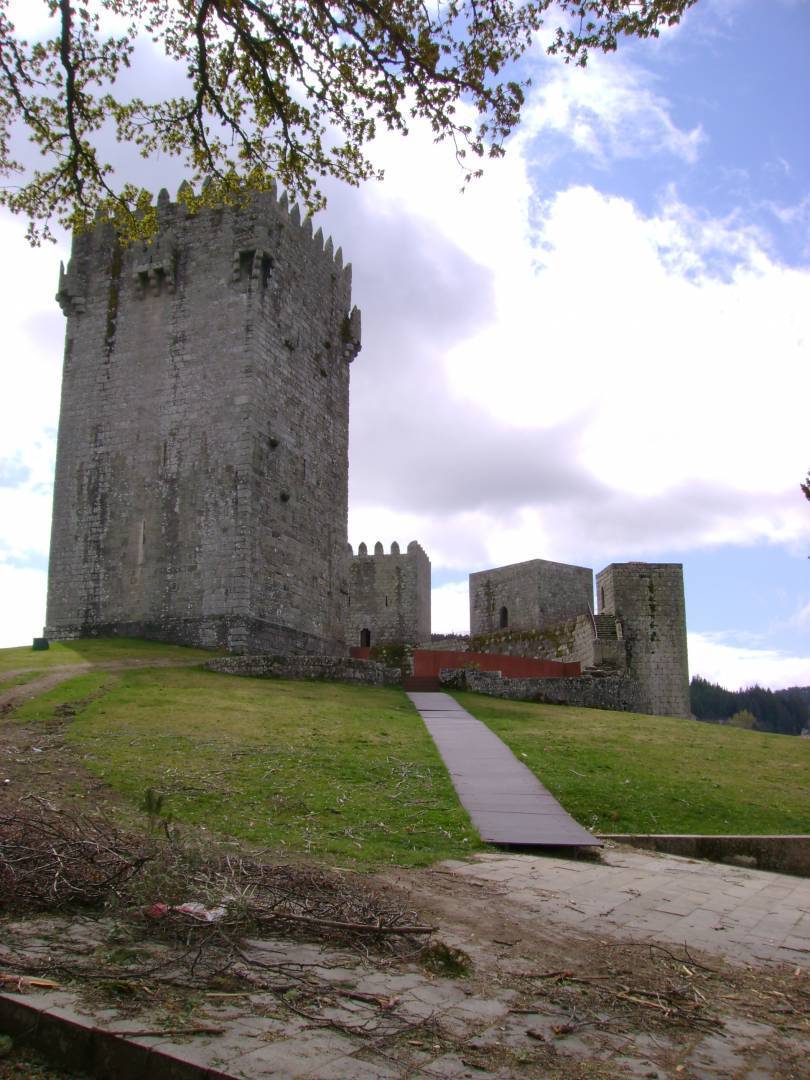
[348,541,431,647]
[46,185,361,654]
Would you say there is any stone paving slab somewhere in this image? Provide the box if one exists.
[3,846,810,1077]
[408,691,600,848]
[443,846,810,967]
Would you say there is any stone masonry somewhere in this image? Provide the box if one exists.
[46,185,361,654]
[467,558,690,718]
[597,562,690,718]
[470,558,594,636]
[347,541,431,647]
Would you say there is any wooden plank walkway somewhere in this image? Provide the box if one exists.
[408,691,600,848]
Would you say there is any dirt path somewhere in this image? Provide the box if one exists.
[0,657,206,712]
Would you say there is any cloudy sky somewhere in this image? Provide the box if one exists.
[1,0,808,691]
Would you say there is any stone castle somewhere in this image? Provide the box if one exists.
[46,188,689,717]
[468,558,690,718]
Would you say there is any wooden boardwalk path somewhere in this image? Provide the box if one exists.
[408,691,600,848]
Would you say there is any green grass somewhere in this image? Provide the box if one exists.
[0,636,220,673]
[453,693,810,835]
[63,668,481,867]
[0,670,42,692]
[7,672,116,723]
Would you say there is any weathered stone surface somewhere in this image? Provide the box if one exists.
[470,557,593,636]
[467,559,689,718]
[440,667,647,713]
[597,563,690,718]
[206,654,402,686]
[347,540,430,647]
[471,613,626,671]
[46,190,361,655]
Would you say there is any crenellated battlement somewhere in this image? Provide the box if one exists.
[350,540,427,559]
[56,183,361,363]
[347,540,431,648]
[82,181,353,278]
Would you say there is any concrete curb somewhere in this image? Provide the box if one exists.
[0,991,231,1079]
[599,833,810,877]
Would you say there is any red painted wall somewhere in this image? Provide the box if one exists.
[348,646,579,679]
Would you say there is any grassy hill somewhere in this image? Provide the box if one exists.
[453,693,810,836]
[0,637,218,674]
[3,638,809,865]
[3,644,479,867]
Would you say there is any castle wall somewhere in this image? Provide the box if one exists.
[596,563,690,718]
[439,667,646,713]
[46,187,361,654]
[465,556,687,716]
[347,541,431,646]
[469,558,594,636]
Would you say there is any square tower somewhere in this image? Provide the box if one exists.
[597,563,690,718]
[45,187,361,654]
[348,541,431,647]
[469,558,594,636]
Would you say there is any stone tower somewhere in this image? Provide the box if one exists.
[45,185,361,654]
[470,558,594,636]
[596,563,690,718]
[348,541,431,647]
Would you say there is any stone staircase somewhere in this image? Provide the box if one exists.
[594,614,619,640]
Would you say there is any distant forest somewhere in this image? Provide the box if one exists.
[690,677,810,736]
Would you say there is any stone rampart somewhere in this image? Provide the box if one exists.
[470,614,626,672]
[206,655,401,686]
[440,667,645,713]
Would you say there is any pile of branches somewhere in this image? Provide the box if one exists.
[0,799,439,1043]
[0,797,150,911]
[0,798,433,951]
[189,856,431,946]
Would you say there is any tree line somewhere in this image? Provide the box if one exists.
[690,676,810,737]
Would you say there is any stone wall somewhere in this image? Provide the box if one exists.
[599,834,810,879]
[439,667,645,713]
[597,563,689,718]
[470,615,627,672]
[46,186,361,655]
[347,541,431,647]
[469,558,593,636]
[206,655,401,686]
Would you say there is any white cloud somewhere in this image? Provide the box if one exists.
[431,581,470,635]
[688,631,810,692]
[520,52,705,166]
[0,565,47,648]
[0,215,64,646]
[790,601,810,629]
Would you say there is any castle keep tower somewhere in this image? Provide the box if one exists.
[46,186,361,654]
[348,541,431,647]
[596,563,690,718]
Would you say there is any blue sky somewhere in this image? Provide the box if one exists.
[0,0,808,691]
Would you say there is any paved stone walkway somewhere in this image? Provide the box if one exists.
[3,848,809,1077]
[407,691,599,847]
[445,847,810,967]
